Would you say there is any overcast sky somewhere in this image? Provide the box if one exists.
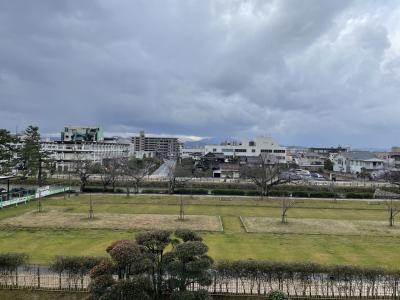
[1,0,400,148]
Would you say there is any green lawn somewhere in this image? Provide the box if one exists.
[0,194,399,268]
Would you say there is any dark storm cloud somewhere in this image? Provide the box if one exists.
[0,0,399,147]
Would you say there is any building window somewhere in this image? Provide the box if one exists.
[273,149,285,153]
[252,149,255,153]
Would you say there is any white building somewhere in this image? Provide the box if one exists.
[204,137,287,164]
[333,151,384,174]
[180,147,205,159]
[292,152,325,170]
[41,140,131,172]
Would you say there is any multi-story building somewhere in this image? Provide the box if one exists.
[204,137,287,164]
[41,139,131,173]
[61,126,104,142]
[131,131,180,158]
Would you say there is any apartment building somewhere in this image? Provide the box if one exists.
[132,131,180,158]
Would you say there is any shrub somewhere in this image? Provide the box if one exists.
[212,189,245,196]
[291,191,310,198]
[345,192,373,199]
[268,190,290,197]
[83,187,124,193]
[175,229,203,242]
[50,256,103,277]
[141,189,169,194]
[0,253,29,273]
[266,290,288,300]
[246,190,261,196]
[309,191,337,198]
[171,290,212,300]
[174,189,208,195]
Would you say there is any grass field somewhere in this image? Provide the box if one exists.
[0,194,399,268]
[0,210,222,231]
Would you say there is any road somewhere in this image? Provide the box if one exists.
[150,159,176,178]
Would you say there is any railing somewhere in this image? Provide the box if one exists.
[0,186,71,209]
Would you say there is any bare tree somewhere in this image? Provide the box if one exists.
[123,158,157,195]
[386,199,400,227]
[281,196,296,223]
[385,170,400,187]
[166,158,195,194]
[95,158,121,192]
[178,195,185,221]
[88,193,94,220]
[240,154,288,198]
[375,189,400,227]
[73,154,94,193]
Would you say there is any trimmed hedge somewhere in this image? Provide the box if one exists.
[291,191,310,198]
[141,189,169,194]
[83,187,125,193]
[212,189,246,196]
[174,189,208,195]
[308,191,337,198]
[345,192,374,199]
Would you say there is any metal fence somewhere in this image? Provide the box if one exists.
[3,269,400,299]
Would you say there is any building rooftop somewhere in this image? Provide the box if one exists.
[341,151,383,161]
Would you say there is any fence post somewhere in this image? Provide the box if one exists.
[37,266,40,288]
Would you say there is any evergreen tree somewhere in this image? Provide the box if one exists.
[20,126,42,179]
[0,129,17,175]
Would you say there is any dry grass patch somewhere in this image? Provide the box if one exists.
[242,217,400,236]
[0,210,223,232]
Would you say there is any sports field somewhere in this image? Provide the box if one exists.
[0,194,399,268]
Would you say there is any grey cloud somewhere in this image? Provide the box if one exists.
[0,0,399,147]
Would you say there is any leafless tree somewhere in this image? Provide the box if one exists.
[166,159,195,194]
[281,196,296,223]
[123,158,157,195]
[386,199,400,227]
[375,188,400,227]
[88,193,94,220]
[96,158,121,192]
[385,170,400,187]
[240,154,288,198]
[72,154,95,192]
[178,195,185,221]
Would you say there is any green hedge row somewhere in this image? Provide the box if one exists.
[345,192,374,199]
[141,189,169,194]
[174,189,209,195]
[212,189,246,196]
[83,187,125,193]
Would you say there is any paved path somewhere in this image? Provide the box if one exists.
[150,159,176,177]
